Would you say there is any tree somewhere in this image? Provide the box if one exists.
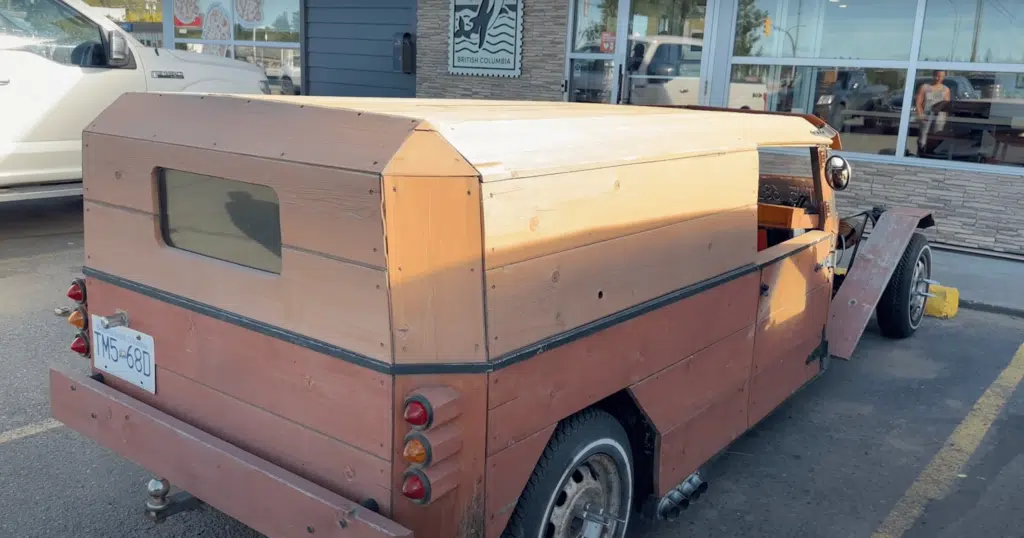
[733,0,768,57]
[271,12,292,33]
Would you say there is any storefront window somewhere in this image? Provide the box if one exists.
[622,0,706,107]
[168,0,301,91]
[568,58,616,103]
[919,0,1024,63]
[733,0,917,60]
[730,65,907,154]
[572,0,618,53]
[727,0,1024,170]
[906,70,1024,166]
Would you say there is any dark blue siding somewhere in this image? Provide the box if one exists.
[303,0,416,97]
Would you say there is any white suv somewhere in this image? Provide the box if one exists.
[0,0,270,202]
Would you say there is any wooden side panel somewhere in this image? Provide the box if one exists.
[390,374,488,538]
[382,176,487,364]
[629,325,755,435]
[86,278,393,459]
[484,425,556,538]
[748,238,833,427]
[656,380,749,495]
[481,151,759,269]
[84,202,393,361]
[485,206,757,358]
[51,370,409,537]
[82,133,386,267]
[99,367,393,514]
[487,272,760,456]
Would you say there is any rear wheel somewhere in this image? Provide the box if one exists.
[502,409,634,538]
[876,232,931,338]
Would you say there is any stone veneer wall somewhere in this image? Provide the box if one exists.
[759,152,1024,255]
[416,0,568,100]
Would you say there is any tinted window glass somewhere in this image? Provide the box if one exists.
[159,169,282,274]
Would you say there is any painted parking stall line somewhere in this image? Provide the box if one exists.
[0,418,63,445]
[872,342,1024,538]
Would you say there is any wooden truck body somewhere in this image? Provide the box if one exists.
[50,95,936,538]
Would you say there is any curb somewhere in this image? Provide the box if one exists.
[959,299,1024,320]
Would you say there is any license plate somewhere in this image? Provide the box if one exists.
[90,315,156,394]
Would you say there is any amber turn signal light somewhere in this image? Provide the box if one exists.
[67,308,87,330]
[70,332,89,356]
[403,436,429,466]
[67,279,86,303]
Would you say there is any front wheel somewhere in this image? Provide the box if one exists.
[501,409,634,538]
[876,232,932,338]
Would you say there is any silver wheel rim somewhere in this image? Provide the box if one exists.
[544,453,623,538]
[908,246,931,329]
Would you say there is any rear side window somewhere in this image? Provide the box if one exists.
[158,169,283,274]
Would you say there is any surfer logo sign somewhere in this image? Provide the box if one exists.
[448,0,523,77]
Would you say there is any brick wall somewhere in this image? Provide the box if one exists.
[760,152,1024,255]
[416,0,568,100]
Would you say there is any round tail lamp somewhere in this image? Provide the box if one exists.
[401,469,431,504]
[71,332,90,356]
[67,279,86,304]
[403,397,433,430]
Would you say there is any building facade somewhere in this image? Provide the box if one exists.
[162,0,1024,255]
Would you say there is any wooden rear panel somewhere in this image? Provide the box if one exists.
[485,206,757,358]
[82,133,386,268]
[481,151,759,269]
[84,201,392,361]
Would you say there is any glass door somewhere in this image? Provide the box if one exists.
[620,0,715,107]
[564,0,631,103]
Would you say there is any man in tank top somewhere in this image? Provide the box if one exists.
[915,70,951,153]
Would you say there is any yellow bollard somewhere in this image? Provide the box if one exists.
[924,284,960,319]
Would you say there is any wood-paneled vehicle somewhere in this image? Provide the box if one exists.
[50,95,939,538]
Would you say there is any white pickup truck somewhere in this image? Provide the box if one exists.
[0,0,270,202]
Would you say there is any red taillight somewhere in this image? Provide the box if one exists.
[403,400,430,428]
[71,333,89,356]
[67,279,86,303]
[402,471,429,503]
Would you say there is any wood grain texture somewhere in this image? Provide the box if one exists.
[756,233,833,323]
[485,206,757,357]
[656,378,750,495]
[757,204,819,230]
[484,424,556,538]
[383,130,479,177]
[97,368,393,513]
[86,278,393,459]
[486,272,760,456]
[51,370,408,537]
[82,133,386,267]
[390,374,488,538]
[481,151,759,269]
[382,176,488,364]
[87,92,417,174]
[84,202,392,361]
[629,324,755,435]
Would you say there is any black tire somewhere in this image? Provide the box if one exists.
[876,232,931,339]
[501,408,634,538]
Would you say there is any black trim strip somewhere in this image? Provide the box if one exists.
[83,238,821,376]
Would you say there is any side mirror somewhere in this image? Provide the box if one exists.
[106,31,130,67]
[825,155,852,191]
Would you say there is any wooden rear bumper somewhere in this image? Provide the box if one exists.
[48,369,412,538]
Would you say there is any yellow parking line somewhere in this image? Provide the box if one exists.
[871,342,1024,538]
[0,418,63,445]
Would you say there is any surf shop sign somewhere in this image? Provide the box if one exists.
[449,0,523,77]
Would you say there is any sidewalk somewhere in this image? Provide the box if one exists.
[931,247,1024,318]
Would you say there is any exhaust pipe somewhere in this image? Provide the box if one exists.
[656,471,709,520]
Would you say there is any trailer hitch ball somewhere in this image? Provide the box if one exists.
[146,478,171,512]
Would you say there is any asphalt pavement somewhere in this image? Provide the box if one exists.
[2,198,1024,538]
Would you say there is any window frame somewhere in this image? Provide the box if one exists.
[725,0,1024,176]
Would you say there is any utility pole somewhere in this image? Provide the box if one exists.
[969,0,984,62]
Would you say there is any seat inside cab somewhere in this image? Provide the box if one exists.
[755,149,820,251]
